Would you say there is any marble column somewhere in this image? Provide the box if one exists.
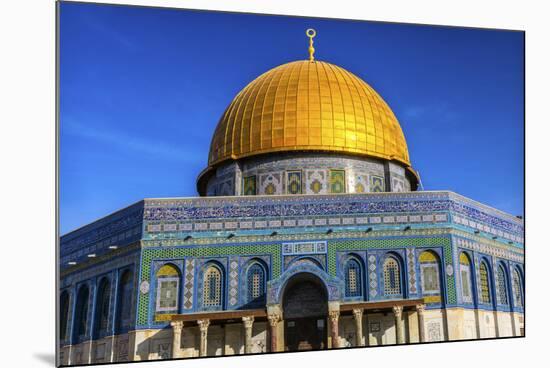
[242,316,255,354]
[329,310,340,348]
[170,321,184,358]
[392,306,404,344]
[197,319,210,357]
[352,309,364,347]
[267,313,280,353]
[416,304,426,343]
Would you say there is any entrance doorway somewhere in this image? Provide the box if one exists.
[282,273,328,351]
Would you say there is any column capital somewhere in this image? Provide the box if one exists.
[197,319,210,332]
[170,320,184,331]
[352,308,363,319]
[267,313,281,327]
[329,310,340,323]
[392,305,403,318]
[416,304,426,315]
[242,316,255,328]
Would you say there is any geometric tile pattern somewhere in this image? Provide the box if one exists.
[326,236,456,304]
[392,177,405,192]
[228,257,239,306]
[370,175,385,192]
[243,175,257,196]
[455,237,523,264]
[183,258,194,310]
[259,172,282,195]
[474,256,482,304]
[283,254,326,271]
[352,173,369,193]
[329,170,345,193]
[406,248,417,294]
[135,233,461,326]
[305,170,327,194]
[492,258,500,304]
[141,192,524,240]
[287,171,302,194]
[137,243,282,326]
[368,254,378,298]
[217,179,233,196]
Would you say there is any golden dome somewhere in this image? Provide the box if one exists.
[208,60,411,167]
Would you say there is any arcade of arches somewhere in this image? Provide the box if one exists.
[168,272,427,357]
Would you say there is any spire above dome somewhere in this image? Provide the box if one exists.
[306,28,316,62]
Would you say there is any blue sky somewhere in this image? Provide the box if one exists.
[59,2,524,234]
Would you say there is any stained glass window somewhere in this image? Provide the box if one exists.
[497,265,509,305]
[480,262,491,304]
[345,258,362,298]
[247,263,266,303]
[459,253,473,303]
[419,251,441,301]
[203,265,223,308]
[116,270,133,332]
[383,257,401,296]
[60,291,70,341]
[156,264,180,313]
[95,279,111,336]
[512,269,523,307]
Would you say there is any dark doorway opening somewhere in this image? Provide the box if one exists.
[282,272,328,351]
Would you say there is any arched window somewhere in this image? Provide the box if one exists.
[344,258,363,298]
[419,251,441,303]
[459,253,473,303]
[203,265,223,309]
[94,278,111,337]
[155,264,180,314]
[73,285,90,341]
[116,270,133,332]
[59,291,70,341]
[479,261,491,304]
[497,265,509,305]
[512,268,523,307]
[383,256,401,296]
[247,263,266,304]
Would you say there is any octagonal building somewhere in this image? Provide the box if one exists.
[58,33,524,365]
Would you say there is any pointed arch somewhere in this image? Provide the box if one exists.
[512,266,524,308]
[59,290,70,341]
[459,252,474,304]
[73,285,90,342]
[382,254,403,297]
[246,260,267,305]
[94,277,111,338]
[344,256,364,298]
[496,263,510,306]
[116,269,134,333]
[479,260,492,304]
[419,250,442,303]
[155,263,181,314]
[203,263,224,310]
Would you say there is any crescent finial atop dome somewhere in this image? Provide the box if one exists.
[306,28,316,62]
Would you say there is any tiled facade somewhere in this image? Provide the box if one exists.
[204,153,413,197]
[59,191,524,365]
[58,40,523,365]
